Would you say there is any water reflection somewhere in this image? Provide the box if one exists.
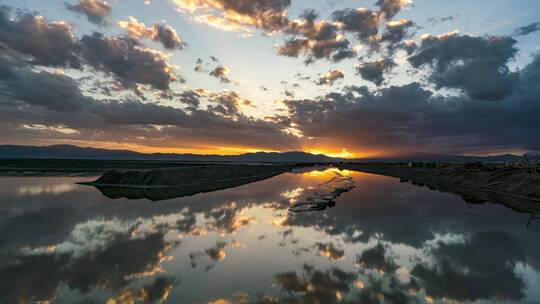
[0,168,539,303]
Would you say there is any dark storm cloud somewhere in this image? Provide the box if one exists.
[0,8,81,68]
[0,54,298,150]
[375,0,411,19]
[409,32,519,101]
[80,32,177,91]
[331,7,380,41]
[65,0,112,26]
[514,21,540,36]
[0,6,184,93]
[284,53,540,153]
[355,58,395,86]
[0,55,90,112]
[118,17,185,50]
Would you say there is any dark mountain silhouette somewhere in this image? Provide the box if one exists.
[0,144,335,163]
[0,144,525,163]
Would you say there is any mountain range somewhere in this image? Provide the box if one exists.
[0,144,531,163]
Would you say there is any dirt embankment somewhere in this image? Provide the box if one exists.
[81,164,295,201]
[339,164,540,215]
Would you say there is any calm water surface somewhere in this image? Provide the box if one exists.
[1,168,539,304]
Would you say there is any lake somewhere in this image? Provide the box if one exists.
[1,167,539,303]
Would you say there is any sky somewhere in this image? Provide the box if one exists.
[0,0,539,157]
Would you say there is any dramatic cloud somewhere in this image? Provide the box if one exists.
[65,0,112,26]
[1,0,539,156]
[0,55,90,112]
[171,0,291,32]
[316,69,344,85]
[0,8,81,68]
[514,21,540,36]
[118,17,184,49]
[409,31,519,101]
[278,11,355,63]
[284,53,540,154]
[332,7,381,41]
[0,53,298,151]
[209,65,231,83]
[171,2,398,63]
[80,32,177,91]
[355,58,395,85]
[375,0,412,19]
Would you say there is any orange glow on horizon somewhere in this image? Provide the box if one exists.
[30,139,392,158]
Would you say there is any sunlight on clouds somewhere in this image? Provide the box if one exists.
[193,14,253,37]
[21,124,80,135]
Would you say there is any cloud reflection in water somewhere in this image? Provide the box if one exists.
[0,168,539,303]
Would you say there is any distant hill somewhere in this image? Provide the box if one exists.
[0,144,336,163]
[0,144,526,163]
[354,151,524,163]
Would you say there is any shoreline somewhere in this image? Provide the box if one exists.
[339,164,540,215]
